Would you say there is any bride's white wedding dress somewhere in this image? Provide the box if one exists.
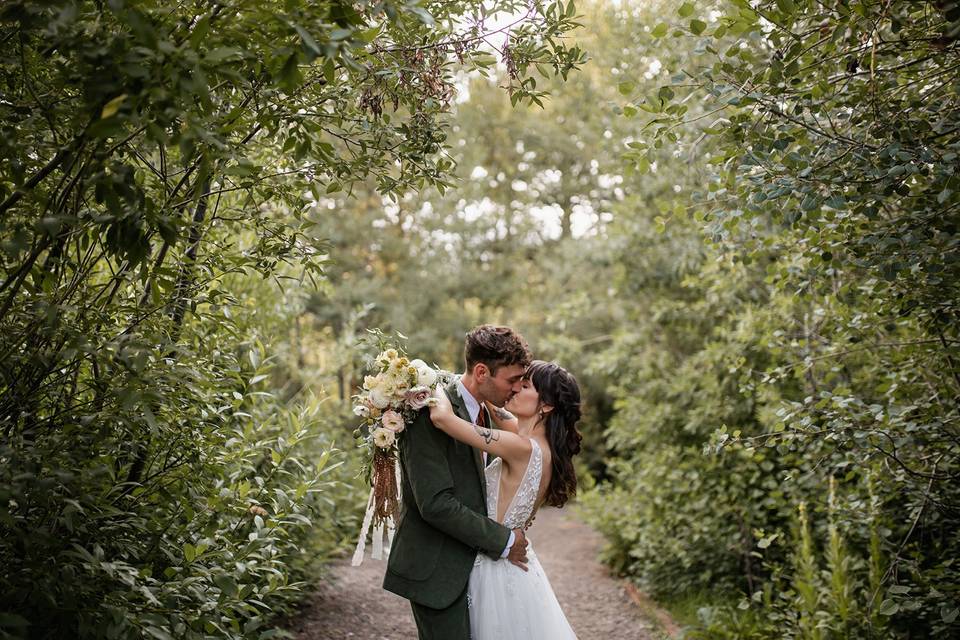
[467,439,578,639]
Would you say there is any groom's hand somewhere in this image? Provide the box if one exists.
[507,528,529,572]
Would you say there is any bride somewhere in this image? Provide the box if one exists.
[429,360,583,640]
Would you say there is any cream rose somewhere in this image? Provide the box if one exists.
[388,373,410,396]
[410,359,438,387]
[381,409,405,433]
[372,427,395,448]
[376,348,399,367]
[369,387,390,409]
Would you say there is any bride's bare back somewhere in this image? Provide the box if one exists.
[495,435,552,525]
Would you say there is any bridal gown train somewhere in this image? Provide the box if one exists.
[467,439,578,639]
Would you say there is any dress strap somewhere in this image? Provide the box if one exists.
[501,439,543,530]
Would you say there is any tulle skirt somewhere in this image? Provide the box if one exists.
[467,542,578,640]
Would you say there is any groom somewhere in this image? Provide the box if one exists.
[384,324,533,639]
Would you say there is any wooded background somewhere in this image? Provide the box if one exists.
[1,0,958,638]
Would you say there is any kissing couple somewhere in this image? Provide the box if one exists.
[383,325,583,639]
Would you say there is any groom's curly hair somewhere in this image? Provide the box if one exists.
[464,325,532,374]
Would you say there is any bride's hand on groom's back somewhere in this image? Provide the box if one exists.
[507,528,529,572]
[428,386,454,427]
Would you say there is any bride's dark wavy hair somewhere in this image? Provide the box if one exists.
[525,361,583,508]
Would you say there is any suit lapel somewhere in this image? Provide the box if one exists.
[445,379,488,509]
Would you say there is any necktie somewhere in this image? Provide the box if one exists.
[476,408,488,465]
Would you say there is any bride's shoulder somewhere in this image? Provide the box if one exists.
[532,436,552,463]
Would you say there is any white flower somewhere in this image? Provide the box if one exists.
[372,427,395,448]
[353,404,370,418]
[410,359,438,387]
[369,387,390,409]
[381,410,405,433]
[376,349,400,368]
[387,372,410,396]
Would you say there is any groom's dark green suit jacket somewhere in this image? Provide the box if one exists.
[383,379,511,609]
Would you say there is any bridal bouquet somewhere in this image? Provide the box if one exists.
[351,341,451,565]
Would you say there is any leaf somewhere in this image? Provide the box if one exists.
[775,0,796,13]
[942,606,959,624]
[322,58,336,84]
[879,599,899,616]
[408,7,434,26]
[224,162,258,177]
[800,194,819,211]
[205,47,244,63]
[678,2,695,17]
[316,449,331,471]
[214,574,238,597]
[357,25,382,43]
[690,19,707,35]
[100,95,128,119]
[293,24,322,59]
[652,22,669,38]
[143,628,175,640]
[0,613,29,633]
[618,82,635,96]
[757,533,780,549]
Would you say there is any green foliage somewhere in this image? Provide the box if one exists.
[584,0,960,637]
[305,0,960,634]
[0,0,583,637]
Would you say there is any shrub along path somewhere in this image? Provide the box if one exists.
[286,506,670,639]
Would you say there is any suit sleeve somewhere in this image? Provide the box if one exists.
[400,408,511,558]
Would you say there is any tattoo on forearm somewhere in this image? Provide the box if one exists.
[474,425,500,444]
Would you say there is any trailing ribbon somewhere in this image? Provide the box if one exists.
[351,456,402,566]
[351,488,376,566]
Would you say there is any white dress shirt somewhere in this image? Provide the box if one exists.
[456,377,515,558]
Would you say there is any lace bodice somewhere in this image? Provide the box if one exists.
[485,439,543,530]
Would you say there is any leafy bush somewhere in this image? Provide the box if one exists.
[0,0,583,637]
[0,332,355,638]
[583,0,960,636]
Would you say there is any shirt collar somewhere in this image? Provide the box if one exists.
[456,377,481,424]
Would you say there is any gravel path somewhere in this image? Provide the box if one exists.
[285,507,666,639]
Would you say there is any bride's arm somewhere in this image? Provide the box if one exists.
[430,389,531,464]
[484,401,519,434]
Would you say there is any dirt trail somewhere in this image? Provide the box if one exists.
[286,507,668,639]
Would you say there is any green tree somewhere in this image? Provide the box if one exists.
[586,0,960,637]
[0,1,583,637]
